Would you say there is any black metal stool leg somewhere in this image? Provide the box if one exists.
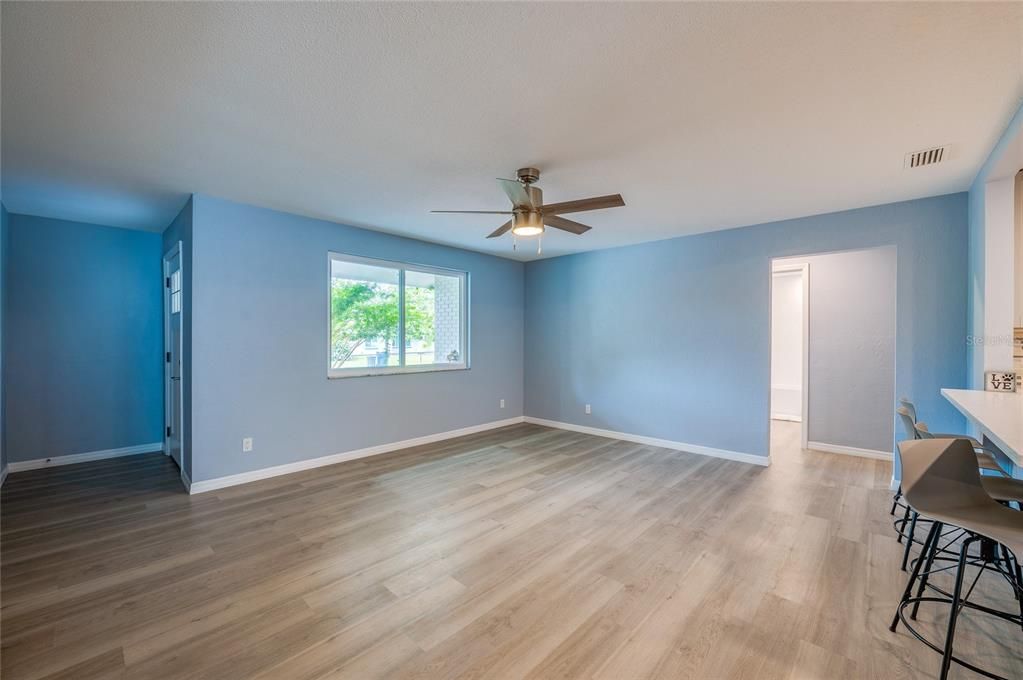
[901,509,919,571]
[1005,545,1023,631]
[897,502,912,544]
[890,486,902,516]
[939,536,977,680]
[891,521,939,632]
[911,521,943,620]
[1017,559,1023,632]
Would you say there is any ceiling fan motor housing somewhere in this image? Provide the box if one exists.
[516,167,541,184]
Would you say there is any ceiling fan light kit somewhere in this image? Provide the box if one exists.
[511,210,544,237]
[431,167,625,254]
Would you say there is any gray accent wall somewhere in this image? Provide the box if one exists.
[779,247,898,453]
[524,193,969,461]
[188,195,525,482]
[5,213,164,462]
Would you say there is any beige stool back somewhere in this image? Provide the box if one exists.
[899,397,917,423]
[899,439,1023,556]
[896,406,919,441]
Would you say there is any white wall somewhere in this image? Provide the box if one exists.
[1014,172,1023,328]
[771,269,803,420]
[984,177,1015,373]
[967,97,1023,389]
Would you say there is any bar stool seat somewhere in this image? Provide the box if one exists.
[915,422,1008,475]
[920,501,1023,553]
[977,450,1010,475]
[981,476,1023,505]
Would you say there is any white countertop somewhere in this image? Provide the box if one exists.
[941,388,1023,467]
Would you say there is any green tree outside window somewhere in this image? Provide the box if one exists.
[330,280,434,368]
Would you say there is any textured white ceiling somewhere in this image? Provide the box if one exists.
[2,2,1022,260]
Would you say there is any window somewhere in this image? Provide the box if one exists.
[328,253,468,377]
[170,270,182,314]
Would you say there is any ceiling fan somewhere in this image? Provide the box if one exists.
[431,167,625,253]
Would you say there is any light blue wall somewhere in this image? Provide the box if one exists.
[525,193,969,461]
[188,195,524,482]
[1,203,8,475]
[162,197,194,478]
[5,214,164,462]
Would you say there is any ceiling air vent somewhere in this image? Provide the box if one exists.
[904,146,946,169]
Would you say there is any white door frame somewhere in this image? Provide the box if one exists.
[163,242,185,470]
[770,262,810,449]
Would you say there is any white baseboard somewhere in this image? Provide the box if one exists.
[188,417,527,494]
[522,417,770,467]
[770,413,802,423]
[807,440,892,461]
[1,463,7,487]
[6,442,164,473]
[180,466,192,492]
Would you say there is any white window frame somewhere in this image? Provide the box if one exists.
[328,252,469,378]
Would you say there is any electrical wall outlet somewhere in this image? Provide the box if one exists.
[242,437,253,452]
[585,404,591,415]
[500,399,505,409]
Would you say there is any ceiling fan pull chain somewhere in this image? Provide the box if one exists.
[513,233,517,251]
[538,234,543,255]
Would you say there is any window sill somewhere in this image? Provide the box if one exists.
[327,363,469,379]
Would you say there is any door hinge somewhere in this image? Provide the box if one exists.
[165,276,171,288]
[166,351,171,363]
[166,426,172,437]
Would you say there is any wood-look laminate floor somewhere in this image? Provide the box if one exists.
[2,422,1021,679]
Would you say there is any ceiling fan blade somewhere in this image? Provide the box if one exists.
[487,220,513,238]
[431,210,514,214]
[545,215,592,235]
[542,194,624,215]
[497,178,538,209]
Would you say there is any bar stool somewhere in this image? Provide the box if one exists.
[891,438,1023,680]
[894,402,1012,571]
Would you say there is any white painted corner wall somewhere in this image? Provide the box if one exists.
[983,177,1015,374]
[770,268,804,422]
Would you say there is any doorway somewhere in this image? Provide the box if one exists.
[770,262,809,452]
[163,242,184,471]
[770,247,898,464]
